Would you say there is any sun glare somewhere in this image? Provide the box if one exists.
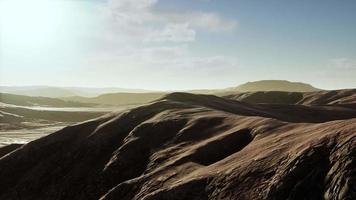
[0,0,68,50]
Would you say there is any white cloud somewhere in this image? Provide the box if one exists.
[0,0,240,89]
[102,0,237,43]
[108,0,156,25]
[141,45,187,60]
[109,0,157,11]
[161,11,238,32]
[76,1,240,81]
[88,44,238,73]
[146,23,196,42]
[114,47,238,73]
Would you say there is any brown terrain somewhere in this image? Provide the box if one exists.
[226,89,356,105]
[0,90,355,199]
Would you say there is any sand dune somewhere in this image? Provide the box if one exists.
[0,91,355,199]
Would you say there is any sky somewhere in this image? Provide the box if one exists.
[0,0,355,90]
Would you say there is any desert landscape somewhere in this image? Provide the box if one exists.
[0,80,325,146]
[1,0,355,199]
[0,81,355,199]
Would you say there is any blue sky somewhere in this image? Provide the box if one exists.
[0,0,355,90]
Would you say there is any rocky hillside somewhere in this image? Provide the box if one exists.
[0,92,355,199]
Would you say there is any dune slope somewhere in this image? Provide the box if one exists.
[0,92,355,200]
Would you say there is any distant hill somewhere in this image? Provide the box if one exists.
[63,92,166,106]
[0,93,94,107]
[1,80,321,106]
[63,87,154,97]
[62,80,321,106]
[228,80,320,93]
[189,80,320,96]
[0,86,77,98]
[225,89,356,106]
[0,86,154,98]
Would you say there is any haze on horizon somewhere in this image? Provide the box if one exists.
[0,0,355,91]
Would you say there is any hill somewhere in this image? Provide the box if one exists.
[0,86,155,98]
[61,80,321,106]
[228,80,320,93]
[0,91,355,199]
[1,81,321,106]
[0,86,77,98]
[63,92,166,106]
[226,89,356,106]
[298,89,356,105]
[0,93,95,107]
